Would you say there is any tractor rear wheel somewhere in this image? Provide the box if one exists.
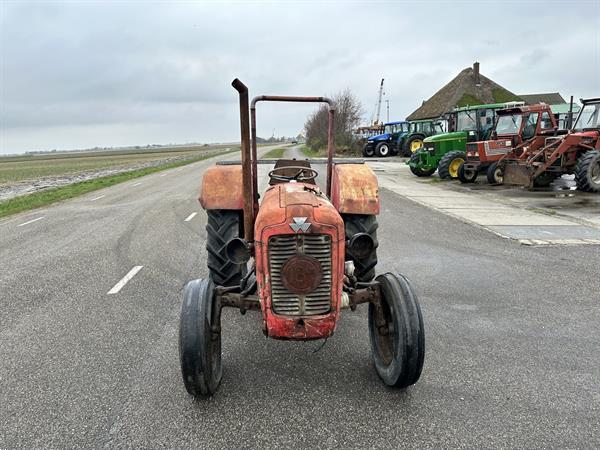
[486,162,504,184]
[458,163,477,183]
[343,214,378,282]
[574,150,600,192]
[368,273,425,388]
[375,142,392,157]
[403,135,424,156]
[438,151,466,179]
[206,210,246,287]
[179,278,222,397]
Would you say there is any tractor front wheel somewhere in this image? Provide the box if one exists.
[368,273,425,388]
[343,214,378,282]
[533,172,556,188]
[179,278,223,397]
[574,150,600,192]
[363,145,375,157]
[486,162,504,184]
[438,151,466,179]
[375,142,392,157]
[458,163,477,183]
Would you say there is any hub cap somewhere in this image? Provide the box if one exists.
[410,139,423,153]
[449,158,465,178]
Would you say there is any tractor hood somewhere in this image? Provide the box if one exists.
[424,131,467,143]
[367,133,390,142]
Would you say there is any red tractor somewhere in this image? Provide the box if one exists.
[458,104,559,184]
[179,79,425,397]
[502,98,600,191]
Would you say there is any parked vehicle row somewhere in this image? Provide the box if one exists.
[362,118,446,157]
[405,99,600,193]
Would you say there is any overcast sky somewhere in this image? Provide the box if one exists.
[1,0,599,154]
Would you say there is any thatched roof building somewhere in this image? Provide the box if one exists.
[518,93,566,105]
[406,62,521,120]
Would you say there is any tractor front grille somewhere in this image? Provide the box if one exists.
[268,234,332,316]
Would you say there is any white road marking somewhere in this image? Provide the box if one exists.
[175,168,183,172]
[160,173,168,177]
[184,212,197,222]
[17,216,45,227]
[90,194,105,201]
[132,182,142,187]
[107,265,143,295]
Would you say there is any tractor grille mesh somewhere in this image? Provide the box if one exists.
[268,234,332,316]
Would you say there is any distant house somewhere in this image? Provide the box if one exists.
[406,62,521,121]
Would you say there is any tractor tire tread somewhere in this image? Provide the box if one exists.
[206,210,245,286]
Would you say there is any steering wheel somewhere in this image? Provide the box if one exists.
[268,166,319,182]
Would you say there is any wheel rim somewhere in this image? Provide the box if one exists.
[592,159,600,183]
[380,145,389,156]
[374,299,395,365]
[410,139,423,153]
[494,168,503,183]
[466,169,477,180]
[449,158,465,178]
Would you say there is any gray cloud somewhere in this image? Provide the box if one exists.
[1,0,599,153]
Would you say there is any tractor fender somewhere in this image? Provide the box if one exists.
[330,164,380,215]
[199,165,244,210]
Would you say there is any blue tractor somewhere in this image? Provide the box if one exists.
[362,121,410,157]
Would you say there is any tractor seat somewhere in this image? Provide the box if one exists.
[269,158,317,185]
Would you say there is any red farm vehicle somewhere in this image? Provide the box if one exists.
[502,98,600,191]
[178,79,425,397]
[458,103,559,184]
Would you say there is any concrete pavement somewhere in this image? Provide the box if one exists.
[1,148,599,448]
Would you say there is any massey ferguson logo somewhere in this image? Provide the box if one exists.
[289,217,311,233]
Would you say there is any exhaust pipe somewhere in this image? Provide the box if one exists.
[231,79,254,244]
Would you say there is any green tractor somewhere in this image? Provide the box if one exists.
[404,118,446,155]
[407,102,523,178]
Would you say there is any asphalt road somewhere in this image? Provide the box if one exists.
[1,147,599,448]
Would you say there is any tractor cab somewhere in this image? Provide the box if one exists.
[459,104,558,184]
[362,121,410,157]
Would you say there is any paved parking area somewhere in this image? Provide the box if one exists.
[369,158,600,246]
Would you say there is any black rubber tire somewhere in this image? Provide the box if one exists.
[342,214,378,282]
[409,165,436,177]
[532,172,556,188]
[438,151,466,179]
[574,150,600,192]
[363,144,375,157]
[402,135,425,157]
[375,142,392,157]
[206,210,246,287]
[408,151,436,177]
[458,163,477,183]
[368,273,425,388]
[486,162,504,185]
[179,278,222,397]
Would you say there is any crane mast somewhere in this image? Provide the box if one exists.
[375,78,384,125]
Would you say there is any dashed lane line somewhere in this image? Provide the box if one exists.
[17,216,45,227]
[90,195,105,201]
[184,212,198,222]
[132,182,142,187]
[107,266,144,295]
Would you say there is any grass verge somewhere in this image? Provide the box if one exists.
[301,145,323,157]
[0,150,235,219]
[262,148,286,158]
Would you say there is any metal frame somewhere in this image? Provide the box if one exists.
[232,78,335,244]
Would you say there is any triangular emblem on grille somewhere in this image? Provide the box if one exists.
[290,217,311,233]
